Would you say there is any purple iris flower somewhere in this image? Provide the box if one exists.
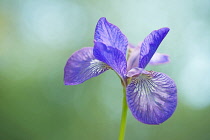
[64,17,177,125]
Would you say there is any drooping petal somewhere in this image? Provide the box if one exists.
[93,42,127,79]
[64,47,109,85]
[149,53,170,65]
[139,28,170,69]
[126,71,177,125]
[94,17,128,56]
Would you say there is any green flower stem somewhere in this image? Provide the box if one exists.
[118,87,128,140]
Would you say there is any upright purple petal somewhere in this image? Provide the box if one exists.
[149,53,170,65]
[64,47,109,85]
[93,42,127,79]
[126,71,177,125]
[139,28,170,69]
[127,44,141,71]
[94,17,128,56]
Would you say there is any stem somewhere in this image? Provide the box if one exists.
[118,87,128,140]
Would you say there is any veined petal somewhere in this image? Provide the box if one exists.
[149,53,170,65]
[64,47,109,85]
[126,71,177,125]
[139,28,170,69]
[94,17,128,56]
[93,42,127,79]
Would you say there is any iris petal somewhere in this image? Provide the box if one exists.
[93,42,127,79]
[139,28,170,69]
[127,44,141,71]
[127,67,149,78]
[64,47,109,85]
[94,17,128,56]
[126,71,177,124]
[149,53,170,65]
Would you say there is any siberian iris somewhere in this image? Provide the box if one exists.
[64,17,177,125]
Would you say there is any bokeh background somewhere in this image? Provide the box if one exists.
[1,0,210,140]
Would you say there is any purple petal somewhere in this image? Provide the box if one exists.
[94,17,128,56]
[127,67,149,77]
[126,71,177,125]
[64,47,109,85]
[149,53,170,65]
[93,42,127,79]
[127,44,141,71]
[139,28,170,69]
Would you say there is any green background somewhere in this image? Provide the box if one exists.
[1,0,210,140]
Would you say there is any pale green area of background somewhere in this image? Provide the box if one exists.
[1,0,210,140]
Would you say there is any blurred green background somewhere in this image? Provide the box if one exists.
[1,0,210,140]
